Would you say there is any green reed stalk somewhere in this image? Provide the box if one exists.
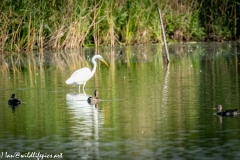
[0,0,239,52]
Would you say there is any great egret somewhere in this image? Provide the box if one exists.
[65,55,108,92]
[8,94,21,106]
[213,105,238,116]
[87,90,99,105]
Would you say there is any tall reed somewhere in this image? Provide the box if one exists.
[0,0,239,52]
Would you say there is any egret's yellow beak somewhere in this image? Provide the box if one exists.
[101,59,109,67]
[213,108,216,110]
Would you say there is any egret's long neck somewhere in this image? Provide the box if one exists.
[91,60,97,77]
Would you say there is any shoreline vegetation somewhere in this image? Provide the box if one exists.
[0,0,239,53]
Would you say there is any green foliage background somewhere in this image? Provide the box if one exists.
[0,0,239,52]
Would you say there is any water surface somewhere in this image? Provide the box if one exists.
[1,42,240,159]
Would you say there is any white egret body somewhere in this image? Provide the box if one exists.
[66,55,108,92]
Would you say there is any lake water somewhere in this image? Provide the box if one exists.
[1,42,240,159]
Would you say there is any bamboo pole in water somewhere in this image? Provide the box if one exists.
[158,8,170,63]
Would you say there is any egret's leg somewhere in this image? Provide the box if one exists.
[78,85,81,92]
[83,82,86,93]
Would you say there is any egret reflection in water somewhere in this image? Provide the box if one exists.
[66,92,102,143]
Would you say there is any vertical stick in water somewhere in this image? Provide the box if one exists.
[158,8,170,63]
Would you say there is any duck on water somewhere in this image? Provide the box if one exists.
[8,94,21,106]
[213,105,238,116]
[87,90,99,105]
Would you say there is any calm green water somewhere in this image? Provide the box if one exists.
[1,42,240,159]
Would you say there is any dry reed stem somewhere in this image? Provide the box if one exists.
[49,25,65,49]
